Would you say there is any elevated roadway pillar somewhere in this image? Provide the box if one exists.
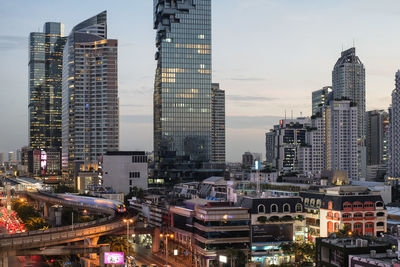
[152,227,161,253]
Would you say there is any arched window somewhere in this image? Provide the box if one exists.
[328,201,333,210]
[327,221,333,234]
[365,212,374,218]
[271,204,278,213]
[353,202,363,209]
[377,212,385,217]
[376,201,384,208]
[354,213,363,218]
[343,202,352,210]
[334,213,339,219]
[334,222,340,232]
[304,198,309,206]
[342,213,351,218]
[258,204,265,213]
[283,203,290,213]
[295,203,302,212]
[327,212,333,218]
[310,199,315,207]
[364,202,374,209]
[365,223,374,228]
[316,199,321,208]
[377,222,384,227]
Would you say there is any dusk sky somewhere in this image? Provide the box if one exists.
[1,0,400,161]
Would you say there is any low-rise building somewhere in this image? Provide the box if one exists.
[238,196,306,266]
[170,199,250,267]
[316,237,392,267]
[102,151,148,195]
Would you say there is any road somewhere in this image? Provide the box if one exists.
[133,244,188,267]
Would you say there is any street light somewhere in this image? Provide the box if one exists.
[160,233,174,266]
[123,219,134,256]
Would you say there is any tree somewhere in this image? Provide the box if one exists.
[280,242,315,266]
[25,217,48,231]
[99,236,134,256]
[54,184,77,193]
[14,203,39,222]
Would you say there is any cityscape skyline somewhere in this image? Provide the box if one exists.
[1,0,400,161]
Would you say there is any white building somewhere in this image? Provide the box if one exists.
[324,100,359,180]
[102,151,148,195]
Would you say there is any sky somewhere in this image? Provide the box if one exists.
[1,0,400,162]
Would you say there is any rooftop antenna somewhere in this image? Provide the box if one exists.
[300,111,303,117]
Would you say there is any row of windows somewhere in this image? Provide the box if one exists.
[257,203,302,213]
[129,172,140,178]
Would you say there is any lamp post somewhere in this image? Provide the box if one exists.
[123,219,134,257]
[160,233,174,266]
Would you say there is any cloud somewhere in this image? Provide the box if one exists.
[227,95,275,102]
[0,36,27,51]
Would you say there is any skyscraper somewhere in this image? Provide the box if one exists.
[153,0,215,184]
[62,11,119,182]
[388,71,400,179]
[311,86,332,116]
[324,100,359,180]
[366,110,388,166]
[332,47,366,141]
[211,83,225,163]
[29,22,65,151]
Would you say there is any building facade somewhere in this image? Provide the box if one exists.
[324,100,359,180]
[366,110,388,166]
[62,11,119,182]
[388,71,400,179]
[29,22,65,152]
[312,86,332,116]
[153,0,215,184]
[211,83,225,164]
[332,47,366,141]
[102,151,148,195]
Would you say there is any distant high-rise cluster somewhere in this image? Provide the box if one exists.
[211,83,225,164]
[266,47,365,181]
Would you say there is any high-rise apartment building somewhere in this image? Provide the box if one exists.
[211,83,225,163]
[366,110,388,166]
[153,0,218,184]
[267,118,311,174]
[332,47,366,141]
[312,86,332,116]
[324,100,359,180]
[62,11,119,182]
[265,131,276,167]
[388,71,400,179]
[29,22,65,151]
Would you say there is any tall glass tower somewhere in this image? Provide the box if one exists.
[29,22,65,151]
[153,0,214,184]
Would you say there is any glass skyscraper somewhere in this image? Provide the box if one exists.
[29,22,65,151]
[62,11,119,181]
[153,0,215,184]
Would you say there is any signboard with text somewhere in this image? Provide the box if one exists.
[104,252,124,265]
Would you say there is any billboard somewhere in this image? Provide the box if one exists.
[104,252,124,265]
[252,224,293,243]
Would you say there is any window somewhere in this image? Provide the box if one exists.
[353,202,363,209]
[343,202,352,209]
[129,180,132,186]
[377,212,385,217]
[304,198,309,206]
[328,201,333,210]
[354,223,362,229]
[365,223,373,228]
[129,172,140,178]
[375,201,384,208]
[283,204,290,213]
[295,203,302,212]
[342,213,351,218]
[310,199,315,207]
[364,202,374,208]
[365,212,374,218]
[258,204,265,213]
[271,204,278,213]
[316,199,321,208]
[377,222,384,227]
[354,213,363,218]
[132,155,147,163]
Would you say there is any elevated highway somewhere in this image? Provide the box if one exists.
[0,191,140,267]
